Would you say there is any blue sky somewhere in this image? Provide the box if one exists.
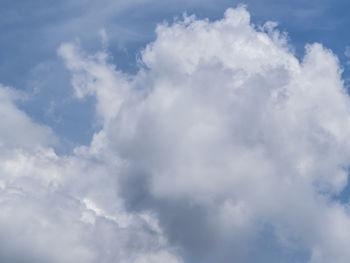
[2,1,350,263]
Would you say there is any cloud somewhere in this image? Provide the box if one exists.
[0,87,180,262]
[59,6,350,263]
[0,139,182,263]
[2,5,350,263]
[0,85,56,149]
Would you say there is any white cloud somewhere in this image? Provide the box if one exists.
[59,6,350,262]
[2,5,350,263]
[0,145,182,263]
[0,86,56,149]
[0,89,180,262]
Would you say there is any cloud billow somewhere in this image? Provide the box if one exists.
[1,6,350,263]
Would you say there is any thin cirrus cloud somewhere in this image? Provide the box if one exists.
[2,5,350,263]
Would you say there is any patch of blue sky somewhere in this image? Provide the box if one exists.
[247,224,310,263]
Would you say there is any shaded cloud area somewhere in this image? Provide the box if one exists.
[2,6,350,263]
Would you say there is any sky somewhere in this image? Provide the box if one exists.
[2,1,350,262]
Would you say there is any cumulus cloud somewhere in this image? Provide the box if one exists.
[0,80,180,262]
[0,130,181,262]
[2,6,350,263]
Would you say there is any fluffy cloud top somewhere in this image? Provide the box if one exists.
[2,6,350,263]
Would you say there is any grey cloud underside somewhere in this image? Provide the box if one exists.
[2,6,350,263]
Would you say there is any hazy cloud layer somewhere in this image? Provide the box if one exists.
[2,6,350,263]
